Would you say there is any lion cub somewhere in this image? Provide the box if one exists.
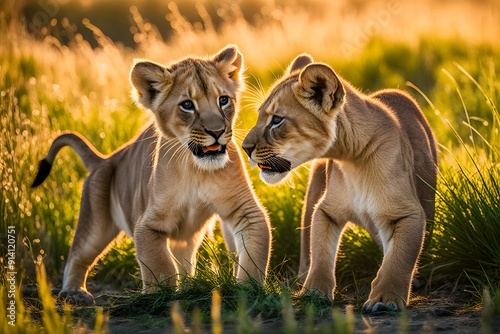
[242,54,437,312]
[32,45,271,304]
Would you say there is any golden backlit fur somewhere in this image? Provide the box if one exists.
[32,45,271,304]
[242,54,437,312]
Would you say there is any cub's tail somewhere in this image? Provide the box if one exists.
[31,132,105,188]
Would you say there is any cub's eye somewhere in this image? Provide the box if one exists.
[179,100,195,112]
[218,95,230,107]
[270,115,285,129]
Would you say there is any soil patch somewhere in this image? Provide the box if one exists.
[96,291,496,333]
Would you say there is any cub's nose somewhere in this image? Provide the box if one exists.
[205,129,224,140]
[242,143,255,157]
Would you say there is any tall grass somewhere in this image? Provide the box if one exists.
[1,0,500,331]
[109,241,348,331]
[0,263,106,333]
[414,65,500,292]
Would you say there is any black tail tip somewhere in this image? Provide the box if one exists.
[31,159,53,188]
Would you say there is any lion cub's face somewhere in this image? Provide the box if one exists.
[242,54,345,184]
[130,45,244,170]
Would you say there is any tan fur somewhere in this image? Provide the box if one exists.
[32,45,271,304]
[242,54,437,312]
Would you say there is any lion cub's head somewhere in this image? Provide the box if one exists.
[130,44,244,171]
[242,54,345,184]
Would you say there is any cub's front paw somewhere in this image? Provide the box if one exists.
[299,287,334,307]
[300,287,332,299]
[362,291,406,313]
[301,277,335,301]
[59,287,95,305]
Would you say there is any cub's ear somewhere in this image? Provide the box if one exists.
[287,53,314,75]
[130,60,173,110]
[292,63,345,115]
[213,44,244,86]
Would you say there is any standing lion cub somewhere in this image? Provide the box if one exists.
[32,45,271,304]
[242,54,437,312]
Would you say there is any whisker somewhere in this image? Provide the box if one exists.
[242,78,267,112]
[157,135,190,163]
[158,137,185,154]
[233,119,244,128]
[161,141,182,162]
[165,141,191,168]
[233,128,251,135]
[268,60,285,82]
[180,145,192,167]
[135,133,159,144]
[289,167,307,182]
[245,77,266,101]
[279,154,311,172]
[231,132,249,143]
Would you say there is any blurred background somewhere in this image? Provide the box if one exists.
[11,0,500,58]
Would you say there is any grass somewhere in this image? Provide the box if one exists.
[1,0,500,332]
[0,263,106,334]
[416,65,500,292]
[107,241,349,332]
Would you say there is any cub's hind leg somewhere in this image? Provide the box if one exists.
[363,210,426,312]
[60,168,120,305]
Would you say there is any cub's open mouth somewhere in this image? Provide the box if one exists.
[189,142,227,158]
[257,157,291,173]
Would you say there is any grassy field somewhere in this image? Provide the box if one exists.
[1,0,500,332]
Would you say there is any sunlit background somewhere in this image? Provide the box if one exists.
[12,0,500,59]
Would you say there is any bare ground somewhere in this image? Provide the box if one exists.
[93,290,499,333]
[22,284,500,333]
